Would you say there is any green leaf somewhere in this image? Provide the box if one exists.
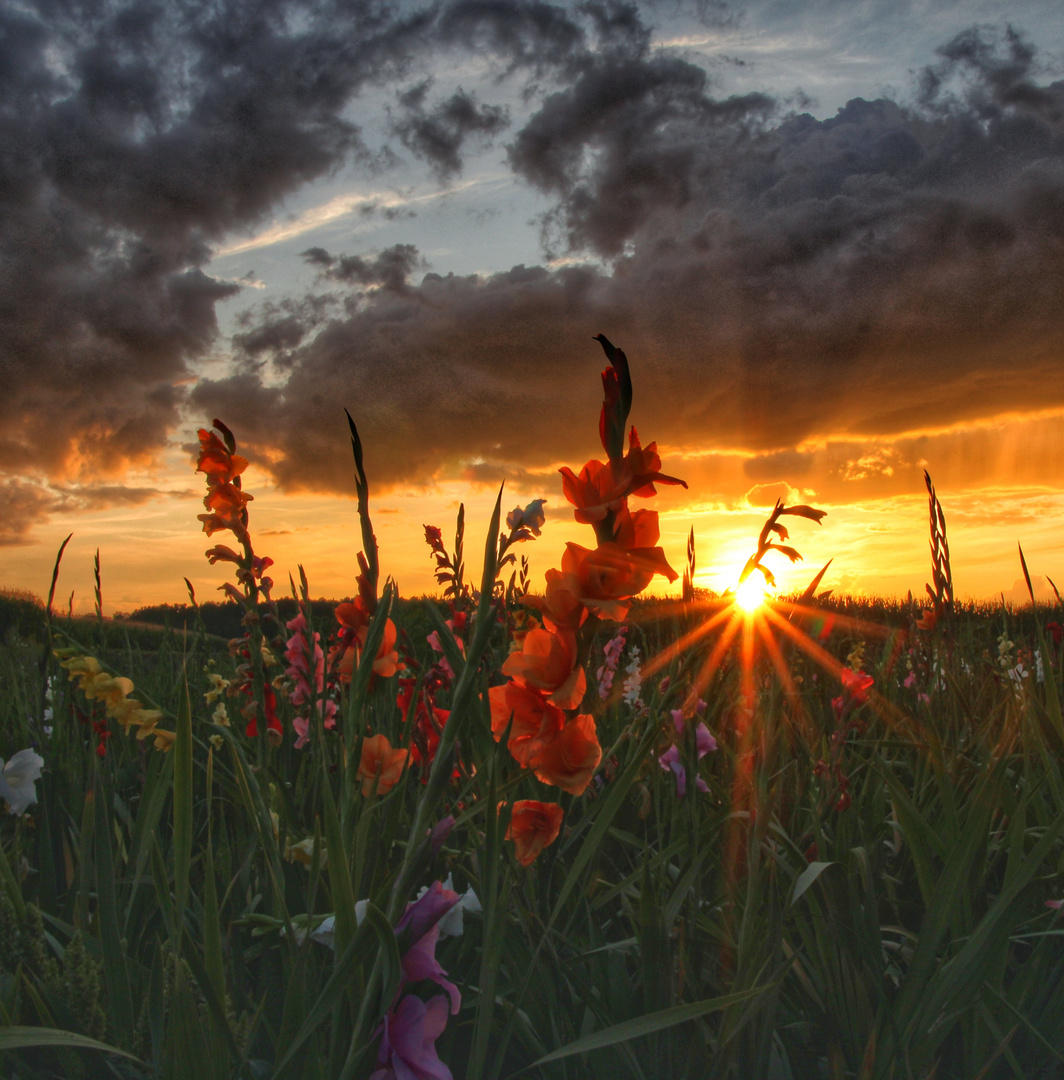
[790,860,836,906]
[173,677,194,934]
[93,761,134,1048]
[518,986,771,1070]
[0,1026,145,1064]
[272,903,397,1079]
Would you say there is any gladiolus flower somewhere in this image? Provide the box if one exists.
[151,730,177,752]
[506,800,564,866]
[204,544,242,565]
[561,542,670,621]
[370,994,453,1080]
[540,568,587,630]
[506,499,547,537]
[357,734,409,796]
[559,429,685,539]
[558,458,628,526]
[529,713,602,796]
[373,618,402,677]
[196,428,248,483]
[488,681,565,768]
[0,749,44,815]
[501,624,585,708]
[397,880,462,1013]
[841,668,874,702]
[658,721,716,798]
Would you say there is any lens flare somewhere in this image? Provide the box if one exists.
[735,575,766,612]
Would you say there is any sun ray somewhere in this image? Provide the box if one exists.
[684,610,743,707]
[774,598,895,640]
[762,604,916,735]
[641,602,734,679]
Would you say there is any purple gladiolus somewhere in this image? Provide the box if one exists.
[369,994,453,1080]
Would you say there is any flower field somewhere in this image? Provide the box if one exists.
[2,339,1064,1079]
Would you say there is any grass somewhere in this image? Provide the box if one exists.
[2,586,1064,1079]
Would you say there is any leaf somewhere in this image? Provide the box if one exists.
[173,678,194,935]
[799,559,833,604]
[0,1026,145,1064]
[1047,575,1062,606]
[1018,543,1036,607]
[790,861,836,906]
[518,986,771,1070]
[272,903,398,1080]
[93,762,134,1048]
[780,505,826,523]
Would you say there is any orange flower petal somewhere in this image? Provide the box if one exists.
[505,800,564,866]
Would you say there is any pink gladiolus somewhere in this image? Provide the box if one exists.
[369,994,453,1080]
[285,612,337,746]
[658,722,716,798]
[695,722,717,756]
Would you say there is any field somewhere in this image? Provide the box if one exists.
[2,341,1064,1080]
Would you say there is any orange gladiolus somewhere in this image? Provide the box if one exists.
[559,429,685,527]
[540,568,588,631]
[356,733,409,796]
[501,625,586,708]
[335,598,370,637]
[197,429,249,483]
[373,618,401,677]
[333,603,401,682]
[611,506,660,551]
[529,713,601,795]
[560,542,653,621]
[488,681,565,768]
[506,800,564,866]
[558,458,627,525]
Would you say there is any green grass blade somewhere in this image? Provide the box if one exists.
[272,903,398,1079]
[124,747,174,935]
[93,761,135,1048]
[173,677,194,935]
[517,986,771,1071]
[0,1026,146,1064]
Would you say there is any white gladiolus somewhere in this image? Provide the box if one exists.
[0,749,44,815]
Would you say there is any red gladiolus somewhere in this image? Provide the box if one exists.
[506,800,564,866]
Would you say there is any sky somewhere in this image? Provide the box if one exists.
[3,0,1064,613]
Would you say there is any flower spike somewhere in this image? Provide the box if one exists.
[594,334,633,465]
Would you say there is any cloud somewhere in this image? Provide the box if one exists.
[7,3,1064,552]
[302,243,425,292]
[194,23,1064,500]
[0,0,442,488]
[393,84,510,180]
[744,481,800,507]
[0,479,168,545]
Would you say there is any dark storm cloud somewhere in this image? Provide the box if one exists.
[393,84,510,180]
[436,0,591,78]
[509,52,775,254]
[10,0,1064,533]
[0,0,439,485]
[302,243,425,292]
[195,23,1064,501]
[2,0,625,514]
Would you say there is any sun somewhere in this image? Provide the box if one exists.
[734,575,767,613]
